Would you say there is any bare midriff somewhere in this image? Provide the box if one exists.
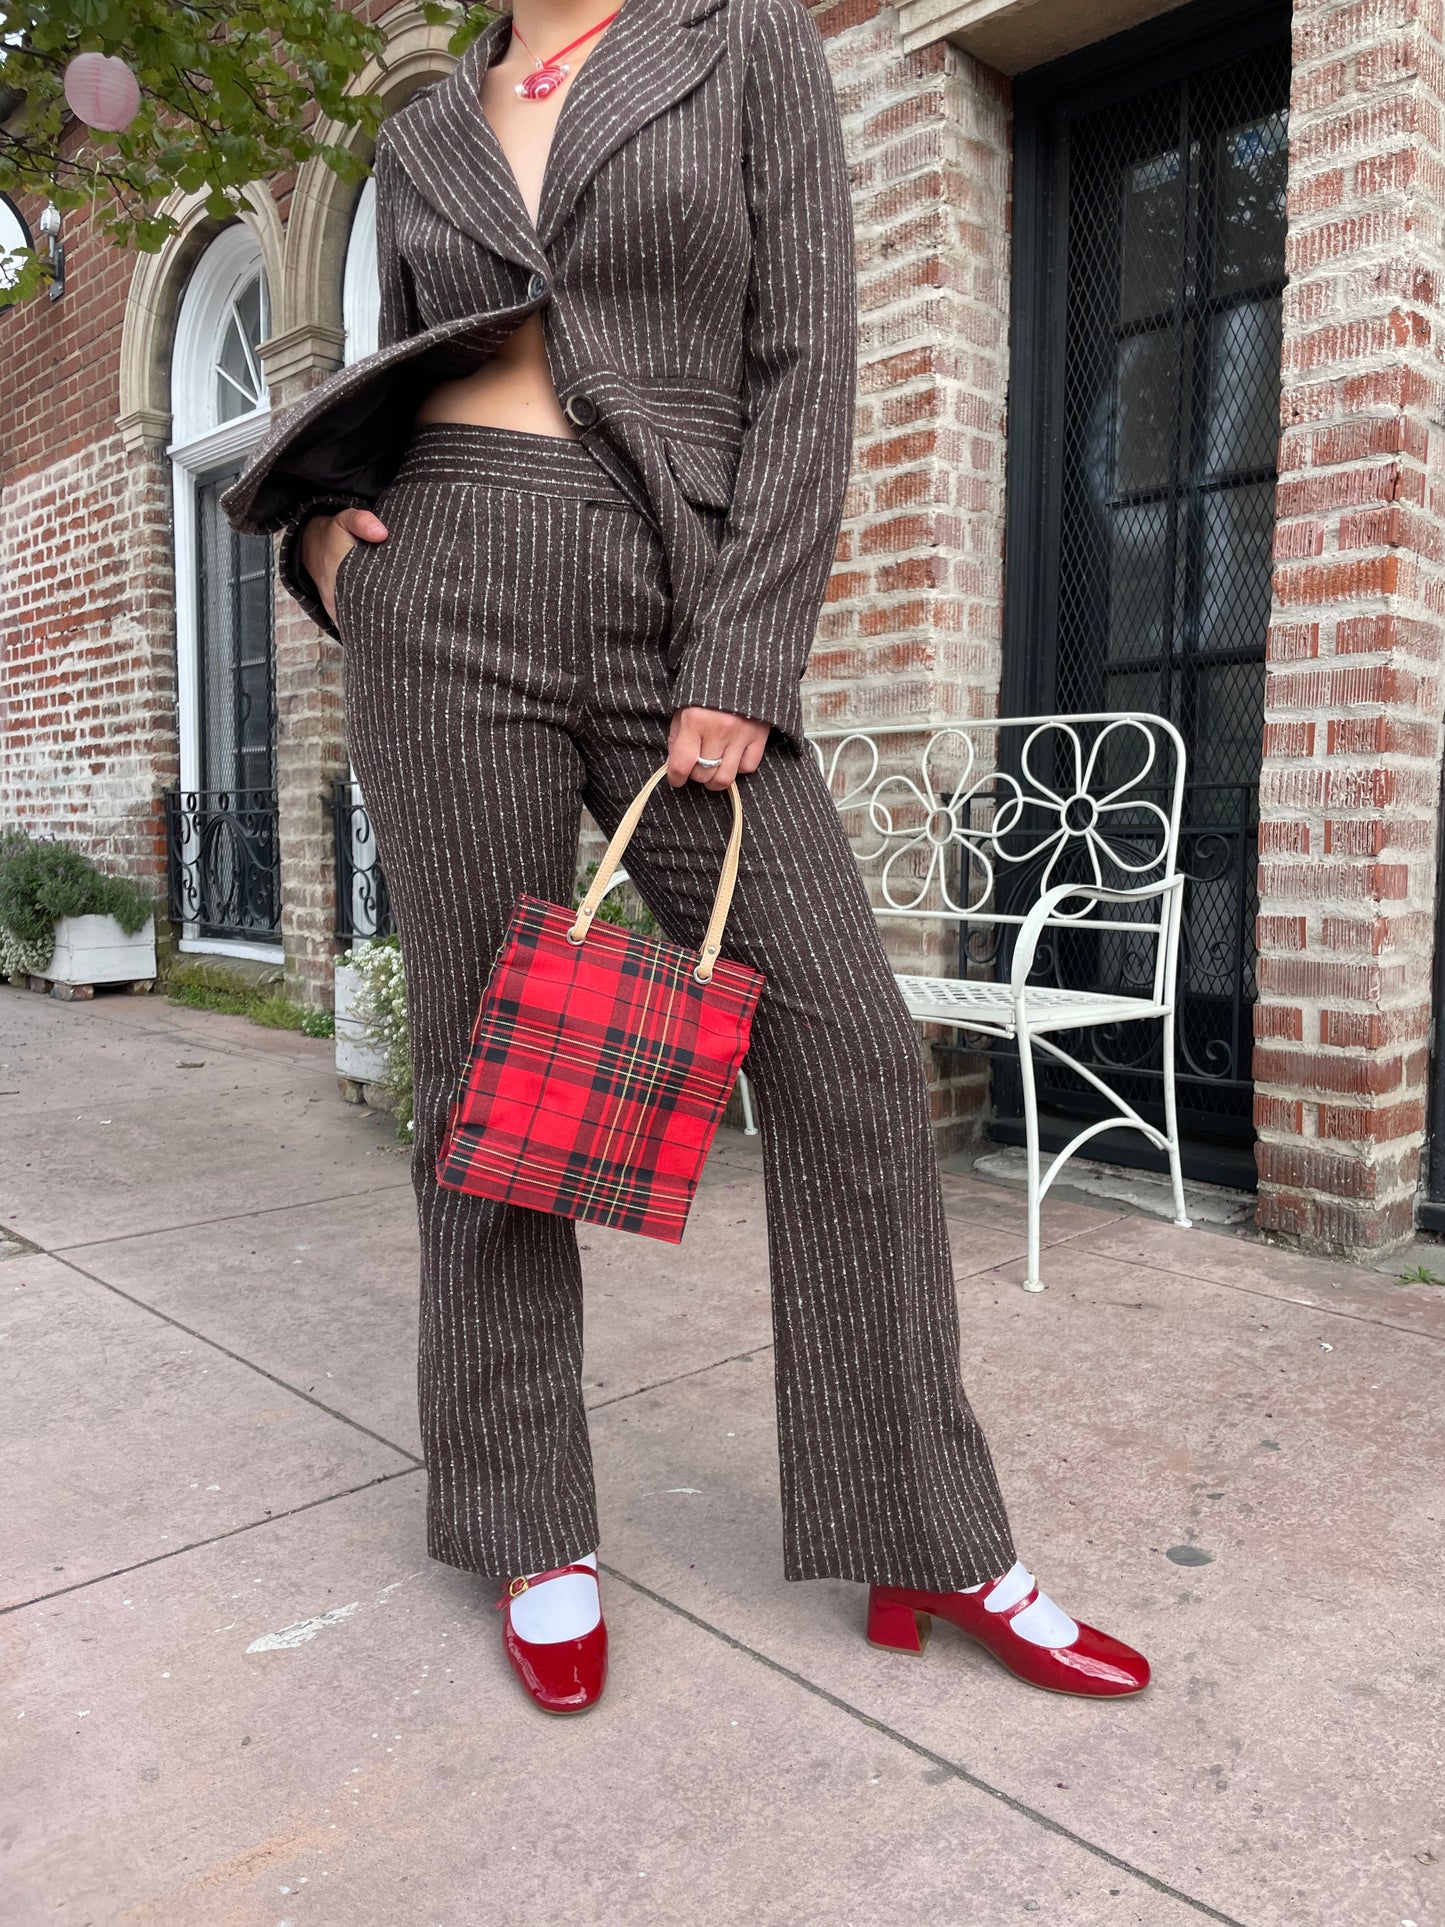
[413,17,613,440]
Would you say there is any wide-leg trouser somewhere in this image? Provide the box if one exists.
[335,420,1016,1591]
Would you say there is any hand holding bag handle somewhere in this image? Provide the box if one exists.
[566,763,744,983]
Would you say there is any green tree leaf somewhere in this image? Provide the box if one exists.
[0,0,494,296]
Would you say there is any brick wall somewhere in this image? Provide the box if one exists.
[813,0,1013,1148]
[0,157,178,890]
[1255,0,1445,1249]
[1,183,135,479]
[0,421,176,888]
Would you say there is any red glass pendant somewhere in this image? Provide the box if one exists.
[506,8,618,103]
[516,62,570,99]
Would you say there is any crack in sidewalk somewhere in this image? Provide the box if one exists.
[37,1250,425,1465]
[587,1344,774,1412]
[24,1180,415,1255]
[1088,1244,1445,1345]
[0,1467,423,1616]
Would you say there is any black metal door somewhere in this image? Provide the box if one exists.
[198,472,276,800]
[998,0,1291,1181]
[172,471,281,942]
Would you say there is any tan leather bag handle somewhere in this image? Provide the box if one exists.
[566,764,744,983]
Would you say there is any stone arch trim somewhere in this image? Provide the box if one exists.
[268,1,457,399]
[117,186,285,453]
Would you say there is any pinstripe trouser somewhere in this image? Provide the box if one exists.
[335,421,1016,1591]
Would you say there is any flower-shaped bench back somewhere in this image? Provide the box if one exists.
[806,713,1186,927]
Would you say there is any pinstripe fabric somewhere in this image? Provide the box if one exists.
[220,0,857,758]
[336,420,1016,1589]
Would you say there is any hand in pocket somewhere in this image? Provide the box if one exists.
[302,507,390,625]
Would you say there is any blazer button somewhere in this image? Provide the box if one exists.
[564,393,598,427]
[527,270,547,300]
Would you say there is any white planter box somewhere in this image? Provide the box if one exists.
[334,962,390,1085]
[47,913,156,986]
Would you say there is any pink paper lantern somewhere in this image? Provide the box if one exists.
[63,52,142,133]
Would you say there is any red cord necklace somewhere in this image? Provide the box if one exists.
[509,8,621,99]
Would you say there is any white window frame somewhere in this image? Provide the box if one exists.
[167,223,279,962]
[340,177,386,947]
[343,174,380,366]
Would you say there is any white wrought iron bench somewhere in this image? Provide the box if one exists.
[804,713,1192,1291]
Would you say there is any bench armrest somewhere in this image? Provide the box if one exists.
[1008,878,1186,1003]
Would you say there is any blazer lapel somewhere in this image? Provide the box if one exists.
[387,0,730,269]
[534,0,729,250]
[382,12,544,277]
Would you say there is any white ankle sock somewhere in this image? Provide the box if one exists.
[508,1552,601,1644]
[959,1559,1079,1649]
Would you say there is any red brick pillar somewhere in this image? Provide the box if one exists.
[1254,0,1445,1252]
[810,3,1013,1152]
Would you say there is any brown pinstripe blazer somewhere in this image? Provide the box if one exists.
[220,0,857,757]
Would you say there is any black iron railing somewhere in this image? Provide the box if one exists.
[328,778,395,941]
[163,787,282,943]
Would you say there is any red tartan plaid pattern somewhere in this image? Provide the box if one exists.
[435,894,766,1243]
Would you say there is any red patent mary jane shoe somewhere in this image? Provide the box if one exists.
[496,1562,608,1715]
[866,1576,1150,1698]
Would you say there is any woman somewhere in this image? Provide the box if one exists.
[223,0,1151,1715]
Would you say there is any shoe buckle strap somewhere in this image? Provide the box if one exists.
[496,1561,601,1610]
[992,1582,1041,1623]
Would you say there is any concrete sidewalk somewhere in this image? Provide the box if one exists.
[1,981,1441,1927]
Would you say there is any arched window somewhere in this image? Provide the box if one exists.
[171,223,271,444]
[343,174,380,365]
[167,226,280,957]
[214,270,269,421]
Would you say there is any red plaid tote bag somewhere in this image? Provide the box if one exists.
[435,764,766,1244]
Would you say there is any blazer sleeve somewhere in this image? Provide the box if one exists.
[273,131,422,635]
[665,0,858,755]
